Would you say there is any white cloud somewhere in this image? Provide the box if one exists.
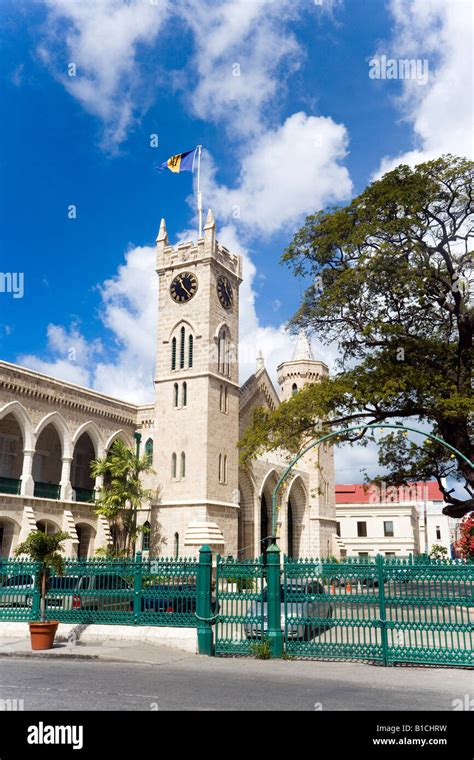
[203,112,352,235]
[180,0,302,137]
[18,323,102,388]
[38,0,170,150]
[374,0,474,177]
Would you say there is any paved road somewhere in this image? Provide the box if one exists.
[0,655,471,711]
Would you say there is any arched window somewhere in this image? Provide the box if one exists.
[174,532,179,558]
[188,335,193,368]
[142,521,151,552]
[171,337,177,371]
[292,383,298,396]
[174,383,179,408]
[219,384,224,411]
[145,438,153,465]
[218,453,222,483]
[217,327,230,376]
[224,386,228,412]
[182,382,187,408]
[180,452,186,479]
[171,453,177,480]
[223,455,228,484]
[180,326,185,369]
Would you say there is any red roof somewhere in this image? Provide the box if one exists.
[335,481,444,504]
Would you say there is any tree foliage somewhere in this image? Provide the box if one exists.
[91,439,155,557]
[240,156,473,518]
[15,530,70,622]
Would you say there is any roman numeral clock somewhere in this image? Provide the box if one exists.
[170,272,198,303]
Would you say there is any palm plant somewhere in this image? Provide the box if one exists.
[15,530,70,623]
[91,439,155,557]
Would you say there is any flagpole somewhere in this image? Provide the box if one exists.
[197,145,203,239]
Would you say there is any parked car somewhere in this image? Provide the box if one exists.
[70,574,133,612]
[141,584,197,614]
[244,579,332,641]
[0,574,35,608]
[0,574,80,610]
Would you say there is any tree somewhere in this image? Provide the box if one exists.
[15,530,70,623]
[455,513,474,560]
[240,156,473,518]
[91,439,155,557]
[429,544,448,560]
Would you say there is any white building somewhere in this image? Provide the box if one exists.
[335,482,452,558]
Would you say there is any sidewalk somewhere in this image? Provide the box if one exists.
[0,622,198,663]
[0,636,197,665]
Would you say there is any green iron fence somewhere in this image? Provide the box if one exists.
[214,555,266,656]
[0,553,198,627]
[0,549,472,667]
[283,556,473,667]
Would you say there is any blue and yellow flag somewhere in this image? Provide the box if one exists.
[158,148,197,174]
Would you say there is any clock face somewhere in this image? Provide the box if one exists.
[217,275,233,310]
[170,272,198,304]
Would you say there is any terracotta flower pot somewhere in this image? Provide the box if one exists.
[29,621,59,651]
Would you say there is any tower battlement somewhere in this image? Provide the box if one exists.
[156,211,242,281]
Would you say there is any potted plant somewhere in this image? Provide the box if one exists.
[15,530,70,650]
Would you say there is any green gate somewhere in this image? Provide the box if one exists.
[214,555,266,655]
[284,556,385,662]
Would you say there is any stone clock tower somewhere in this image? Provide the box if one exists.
[154,210,243,556]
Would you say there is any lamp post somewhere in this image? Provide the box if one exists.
[270,423,474,544]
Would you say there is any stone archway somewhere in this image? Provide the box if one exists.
[259,469,279,557]
[0,413,24,495]
[75,523,96,559]
[238,470,255,558]
[0,516,21,556]
[286,477,307,559]
[71,433,96,502]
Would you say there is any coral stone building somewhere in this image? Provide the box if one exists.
[335,482,452,558]
[0,212,337,559]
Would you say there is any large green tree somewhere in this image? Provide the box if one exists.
[241,155,473,518]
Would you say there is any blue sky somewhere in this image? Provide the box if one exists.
[0,0,472,479]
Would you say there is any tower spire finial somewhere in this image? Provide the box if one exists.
[156,218,169,245]
[292,329,314,361]
[256,349,265,371]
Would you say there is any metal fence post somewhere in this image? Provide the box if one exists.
[376,554,389,666]
[133,550,143,625]
[31,563,41,621]
[266,543,283,658]
[197,544,214,656]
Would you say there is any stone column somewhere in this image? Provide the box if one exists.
[94,473,104,501]
[60,457,73,501]
[20,449,35,496]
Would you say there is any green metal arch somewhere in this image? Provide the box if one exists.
[271,422,474,538]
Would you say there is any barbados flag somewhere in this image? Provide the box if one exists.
[158,148,197,174]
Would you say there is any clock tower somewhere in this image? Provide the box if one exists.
[154,210,243,556]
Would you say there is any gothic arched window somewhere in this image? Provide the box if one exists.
[171,453,177,480]
[171,337,177,371]
[142,521,151,552]
[182,381,187,407]
[145,438,153,465]
[174,383,179,407]
[292,383,298,396]
[188,334,193,368]
[180,452,186,479]
[180,326,185,369]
